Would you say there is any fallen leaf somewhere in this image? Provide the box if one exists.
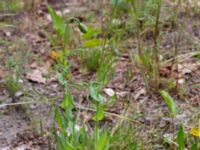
[134,88,146,100]
[26,64,50,84]
[177,63,199,75]
[116,91,128,97]
[104,88,115,97]
[26,69,46,84]
[15,91,23,97]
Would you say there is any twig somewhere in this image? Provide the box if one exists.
[0,23,16,28]
[75,103,142,124]
[0,13,16,18]
[164,51,199,64]
[0,101,39,108]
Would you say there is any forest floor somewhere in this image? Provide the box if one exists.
[0,0,200,149]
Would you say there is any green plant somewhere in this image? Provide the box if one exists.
[160,90,177,117]
[97,51,115,86]
[110,122,139,150]
[89,83,110,150]
[134,48,154,91]
[45,2,174,149]
[52,82,111,150]
[53,90,87,150]
[126,0,163,90]
[177,124,185,150]
[0,0,23,12]
[4,41,29,101]
[47,6,89,79]
[4,75,20,99]
[79,47,101,72]
[47,6,88,51]
[48,5,116,150]
[175,123,200,150]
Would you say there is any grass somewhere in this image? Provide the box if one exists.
[0,0,23,13]
[79,47,102,72]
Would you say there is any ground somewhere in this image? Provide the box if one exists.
[0,0,200,149]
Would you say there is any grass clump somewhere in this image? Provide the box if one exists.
[0,0,23,13]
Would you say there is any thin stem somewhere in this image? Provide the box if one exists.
[130,1,151,91]
[153,0,162,90]
[100,0,117,63]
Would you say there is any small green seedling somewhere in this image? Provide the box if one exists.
[4,76,20,100]
[160,90,177,117]
[177,124,185,150]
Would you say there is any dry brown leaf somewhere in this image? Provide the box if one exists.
[177,63,199,75]
[26,69,46,84]
[134,88,146,100]
[26,63,50,84]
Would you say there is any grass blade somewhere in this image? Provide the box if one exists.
[177,124,185,150]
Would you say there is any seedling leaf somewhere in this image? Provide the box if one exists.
[61,90,74,110]
[177,124,185,150]
[47,6,65,36]
[55,108,63,129]
[92,104,104,121]
[96,131,108,150]
[160,90,177,117]
[89,84,104,103]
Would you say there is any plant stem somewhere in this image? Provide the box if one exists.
[100,0,117,63]
[130,1,150,91]
[153,0,162,90]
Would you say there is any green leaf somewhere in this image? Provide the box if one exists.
[61,90,74,110]
[83,39,102,48]
[190,141,198,150]
[55,108,63,129]
[194,52,200,60]
[83,27,101,39]
[89,84,104,103]
[96,131,109,150]
[56,72,66,87]
[47,6,65,36]
[110,0,128,10]
[160,90,177,117]
[54,130,65,150]
[177,124,185,150]
[92,104,104,121]
[89,84,99,101]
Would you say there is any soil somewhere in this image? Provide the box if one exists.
[0,0,199,149]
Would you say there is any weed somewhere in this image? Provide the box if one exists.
[4,75,20,99]
[160,90,177,118]
[3,40,29,101]
[110,122,139,150]
[0,0,23,13]
[52,84,110,150]
[47,4,118,149]
[126,0,164,91]
[177,124,185,150]
[79,48,101,72]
